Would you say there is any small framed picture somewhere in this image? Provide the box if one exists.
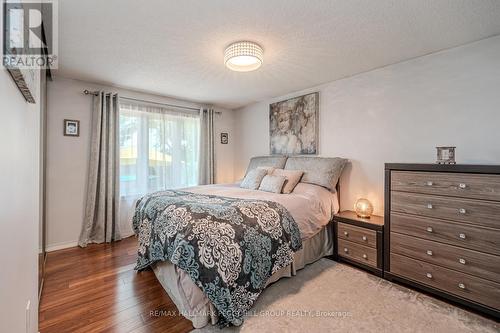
[221,132,228,144]
[436,146,456,164]
[64,119,80,137]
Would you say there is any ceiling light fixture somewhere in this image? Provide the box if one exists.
[224,41,263,72]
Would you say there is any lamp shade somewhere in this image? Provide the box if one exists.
[224,41,263,72]
[354,198,374,218]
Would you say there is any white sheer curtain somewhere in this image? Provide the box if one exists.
[118,101,200,236]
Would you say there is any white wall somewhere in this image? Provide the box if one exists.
[0,8,41,333]
[234,36,500,216]
[45,36,500,248]
[46,77,235,250]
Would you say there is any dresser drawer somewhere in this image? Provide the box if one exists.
[338,239,377,268]
[391,171,500,201]
[390,253,500,310]
[391,213,500,256]
[391,191,500,229]
[337,222,377,248]
[391,232,500,283]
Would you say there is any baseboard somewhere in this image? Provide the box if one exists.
[46,240,79,252]
[46,234,135,253]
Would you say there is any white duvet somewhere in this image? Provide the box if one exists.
[184,182,338,240]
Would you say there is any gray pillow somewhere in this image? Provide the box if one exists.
[245,156,287,175]
[272,169,304,194]
[285,157,347,191]
[240,168,268,190]
[258,175,287,193]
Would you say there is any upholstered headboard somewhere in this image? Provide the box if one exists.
[244,155,347,192]
[244,155,287,175]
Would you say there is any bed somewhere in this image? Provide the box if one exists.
[132,156,346,328]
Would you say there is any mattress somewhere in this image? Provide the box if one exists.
[150,182,338,328]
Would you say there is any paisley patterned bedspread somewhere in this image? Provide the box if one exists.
[132,190,302,327]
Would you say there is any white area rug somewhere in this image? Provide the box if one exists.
[192,259,499,333]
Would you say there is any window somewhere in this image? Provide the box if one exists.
[119,102,200,198]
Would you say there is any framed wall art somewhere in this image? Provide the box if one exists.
[64,119,80,137]
[221,132,229,144]
[269,92,319,155]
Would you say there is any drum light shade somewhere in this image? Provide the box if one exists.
[224,41,263,72]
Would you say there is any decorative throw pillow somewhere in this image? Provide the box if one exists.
[257,166,276,175]
[258,175,287,193]
[284,157,348,191]
[272,169,304,194]
[240,168,268,190]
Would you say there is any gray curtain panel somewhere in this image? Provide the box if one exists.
[79,91,121,247]
[198,107,215,185]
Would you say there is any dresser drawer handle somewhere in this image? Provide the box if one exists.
[362,254,367,259]
[344,231,349,236]
[426,227,434,233]
[459,208,467,214]
[459,258,466,265]
[426,250,433,256]
[427,203,433,209]
[426,273,433,279]
[459,183,467,189]
[344,248,348,253]
[426,181,433,186]
[362,236,367,241]
[458,283,466,289]
[459,233,466,240]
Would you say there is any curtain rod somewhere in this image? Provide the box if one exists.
[83,89,221,114]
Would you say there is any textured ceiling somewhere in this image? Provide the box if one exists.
[56,0,500,109]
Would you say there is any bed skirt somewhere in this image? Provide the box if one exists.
[152,225,334,328]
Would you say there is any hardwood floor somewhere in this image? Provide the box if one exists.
[39,237,193,333]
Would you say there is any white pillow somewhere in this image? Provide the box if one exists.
[240,168,268,190]
[272,169,304,194]
[258,175,287,193]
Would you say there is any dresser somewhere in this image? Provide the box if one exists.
[384,164,500,319]
[334,211,384,276]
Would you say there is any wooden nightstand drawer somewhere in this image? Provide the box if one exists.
[390,253,500,310]
[338,222,376,248]
[391,171,500,202]
[333,210,383,276]
[391,191,500,229]
[338,239,377,268]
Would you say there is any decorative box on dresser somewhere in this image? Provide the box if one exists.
[333,211,384,276]
[384,163,500,319]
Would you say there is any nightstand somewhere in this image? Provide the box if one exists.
[333,210,384,276]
